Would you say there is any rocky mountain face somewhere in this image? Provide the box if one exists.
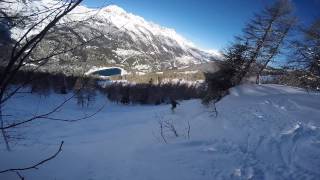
[1,0,220,74]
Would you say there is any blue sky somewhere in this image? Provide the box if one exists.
[83,0,320,51]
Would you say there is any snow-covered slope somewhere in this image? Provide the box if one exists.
[2,0,220,73]
[0,84,319,179]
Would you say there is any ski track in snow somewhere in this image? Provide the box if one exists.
[0,84,320,180]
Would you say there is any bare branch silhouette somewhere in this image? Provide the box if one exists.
[0,141,64,179]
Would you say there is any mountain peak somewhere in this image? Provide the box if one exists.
[4,0,220,73]
[103,5,127,14]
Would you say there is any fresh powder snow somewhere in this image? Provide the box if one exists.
[0,84,319,180]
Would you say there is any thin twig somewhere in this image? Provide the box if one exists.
[0,141,64,174]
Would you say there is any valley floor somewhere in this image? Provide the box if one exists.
[0,84,320,180]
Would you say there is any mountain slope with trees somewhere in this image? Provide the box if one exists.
[1,0,220,75]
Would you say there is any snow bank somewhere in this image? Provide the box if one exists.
[0,84,319,179]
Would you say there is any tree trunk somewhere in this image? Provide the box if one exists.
[0,105,11,151]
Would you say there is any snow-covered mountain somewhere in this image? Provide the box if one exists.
[1,0,220,73]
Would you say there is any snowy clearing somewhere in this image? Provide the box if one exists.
[0,84,319,180]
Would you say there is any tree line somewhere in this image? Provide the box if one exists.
[203,0,320,105]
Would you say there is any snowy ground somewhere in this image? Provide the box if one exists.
[0,84,320,180]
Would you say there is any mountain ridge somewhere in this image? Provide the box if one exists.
[2,0,221,74]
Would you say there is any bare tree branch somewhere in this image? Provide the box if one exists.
[0,141,64,176]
